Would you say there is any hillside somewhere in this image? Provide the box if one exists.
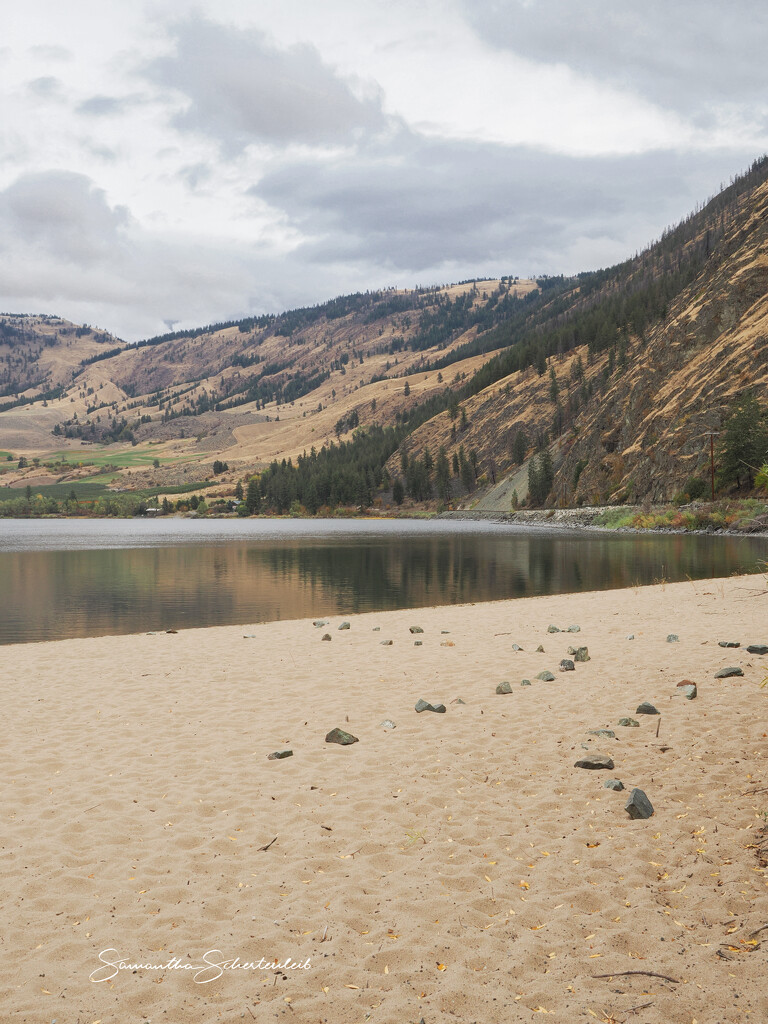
[1,156,768,510]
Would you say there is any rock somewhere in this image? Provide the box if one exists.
[625,788,654,819]
[380,639,393,646]
[338,621,351,630]
[440,630,450,634]
[372,626,381,631]
[679,684,697,700]
[379,719,396,730]
[495,680,513,694]
[714,666,743,678]
[574,753,614,770]
[409,626,424,634]
[547,624,561,633]
[718,640,740,648]
[604,778,624,791]
[666,634,679,643]
[440,640,455,647]
[325,728,358,745]
[414,640,423,646]
[415,699,446,713]
[521,679,532,686]
[536,670,555,681]
[572,646,590,662]
[747,644,768,655]
[567,625,581,633]
[313,620,327,627]
[455,698,466,704]
[321,633,332,641]
[588,729,616,738]
[535,644,545,652]
[626,634,635,640]
[267,750,293,760]
[636,701,659,715]
[617,717,639,727]
[166,629,178,634]
[511,643,523,651]
[559,659,575,672]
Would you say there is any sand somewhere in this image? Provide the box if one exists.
[1,575,767,1023]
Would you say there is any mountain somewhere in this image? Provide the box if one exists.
[1,156,767,508]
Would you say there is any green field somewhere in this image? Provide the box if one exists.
[6,476,212,501]
[39,446,204,469]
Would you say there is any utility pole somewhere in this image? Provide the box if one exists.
[704,432,719,501]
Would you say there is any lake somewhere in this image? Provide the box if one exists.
[0,517,765,644]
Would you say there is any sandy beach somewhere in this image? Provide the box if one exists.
[2,575,767,1023]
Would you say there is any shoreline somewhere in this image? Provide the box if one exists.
[2,577,767,1022]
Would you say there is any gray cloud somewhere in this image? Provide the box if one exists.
[253,134,754,275]
[0,169,348,339]
[0,171,130,266]
[462,0,768,122]
[27,76,63,99]
[77,94,139,117]
[28,44,72,62]
[143,16,388,151]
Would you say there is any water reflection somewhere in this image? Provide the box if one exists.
[0,523,765,644]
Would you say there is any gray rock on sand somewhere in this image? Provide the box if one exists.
[415,699,446,713]
[267,750,293,760]
[715,666,743,678]
[536,670,555,681]
[667,634,679,643]
[617,717,639,727]
[495,680,513,694]
[604,779,624,791]
[414,640,423,646]
[626,634,635,640]
[559,659,575,672]
[747,644,768,655]
[325,728,358,745]
[380,639,394,646]
[718,640,740,648]
[511,643,523,651]
[588,729,616,738]
[625,788,654,819]
[536,644,545,653]
[547,624,561,633]
[338,621,351,630]
[521,679,532,686]
[313,620,328,627]
[636,701,659,715]
[679,684,697,699]
[568,646,590,662]
[379,719,397,730]
[567,625,581,633]
[409,626,424,634]
[321,634,332,641]
[574,753,614,770]
[373,626,381,631]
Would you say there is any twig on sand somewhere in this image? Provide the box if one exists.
[625,1002,655,1014]
[259,836,278,852]
[591,970,680,984]
[655,717,661,738]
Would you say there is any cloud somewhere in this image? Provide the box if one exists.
[253,134,753,275]
[77,94,139,117]
[0,171,130,266]
[26,76,63,99]
[143,15,388,151]
[462,0,768,123]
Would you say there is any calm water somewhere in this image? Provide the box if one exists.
[0,518,765,644]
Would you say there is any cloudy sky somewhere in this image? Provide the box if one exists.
[2,1,767,340]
